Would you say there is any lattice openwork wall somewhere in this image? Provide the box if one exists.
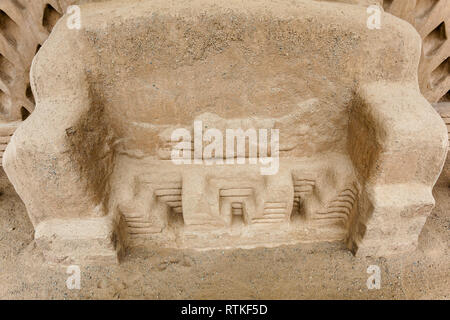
[0,0,95,163]
[0,1,75,122]
[383,0,450,103]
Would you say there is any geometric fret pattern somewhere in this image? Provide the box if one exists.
[292,178,315,215]
[314,184,358,224]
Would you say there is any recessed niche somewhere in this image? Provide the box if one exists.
[430,57,449,88]
[26,83,34,105]
[20,106,30,121]
[423,22,447,57]
[42,4,62,34]
[439,90,450,102]
[382,0,394,11]
[0,10,19,48]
